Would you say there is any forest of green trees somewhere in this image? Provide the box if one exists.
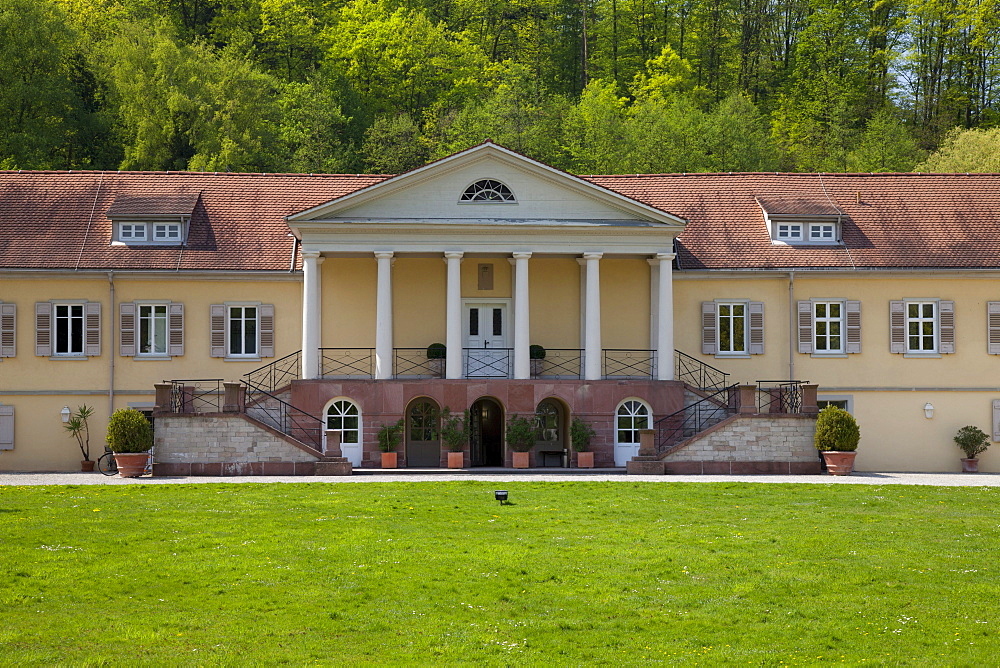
[2,0,999,175]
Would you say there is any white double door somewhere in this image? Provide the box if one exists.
[464,302,509,378]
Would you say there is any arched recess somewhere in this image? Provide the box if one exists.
[614,398,651,466]
[324,397,362,467]
[406,397,441,467]
[535,397,568,467]
[469,396,504,467]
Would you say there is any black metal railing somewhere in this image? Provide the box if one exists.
[394,349,444,377]
[464,348,512,378]
[167,379,224,414]
[675,350,730,392]
[242,382,323,451]
[320,348,374,378]
[756,380,807,414]
[244,350,302,394]
[603,349,655,378]
[655,383,741,453]
[531,349,583,378]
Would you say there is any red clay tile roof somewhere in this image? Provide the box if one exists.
[754,195,842,217]
[106,194,202,218]
[3,169,1000,272]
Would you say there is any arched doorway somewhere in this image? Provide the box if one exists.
[406,398,441,467]
[615,398,651,466]
[535,399,566,467]
[470,398,503,466]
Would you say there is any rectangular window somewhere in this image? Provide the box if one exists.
[817,399,849,411]
[228,306,258,356]
[718,303,746,354]
[776,224,802,241]
[814,302,843,353]
[810,224,836,241]
[120,223,147,241]
[153,223,182,241]
[54,304,84,355]
[907,301,936,352]
[138,304,168,355]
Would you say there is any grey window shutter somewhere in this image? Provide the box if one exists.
[0,303,15,357]
[797,301,813,354]
[35,302,52,356]
[168,303,184,356]
[701,302,717,355]
[889,301,905,353]
[988,302,1000,354]
[0,405,13,450]
[119,302,136,357]
[939,300,955,354]
[845,300,862,354]
[748,302,765,355]
[259,304,275,357]
[85,301,101,356]
[210,304,226,357]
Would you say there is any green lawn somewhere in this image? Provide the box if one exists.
[1,481,998,665]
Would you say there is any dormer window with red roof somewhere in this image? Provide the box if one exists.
[757,195,842,246]
[106,193,199,246]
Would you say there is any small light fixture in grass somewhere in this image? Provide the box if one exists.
[814,405,860,476]
[953,425,990,473]
[494,490,508,505]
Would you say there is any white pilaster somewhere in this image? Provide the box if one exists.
[301,250,323,380]
[444,251,464,379]
[583,252,603,380]
[375,251,394,380]
[656,253,676,380]
[512,252,532,379]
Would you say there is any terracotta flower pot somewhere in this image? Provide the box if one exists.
[821,451,857,476]
[113,452,149,478]
[381,452,397,469]
[447,451,464,469]
[961,457,979,473]
[512,451,530,469]
[576,451,594,469]
[81,460,95,473]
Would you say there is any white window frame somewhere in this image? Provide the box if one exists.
[817,395,853,414]
[53,303,85,356]
[809,223,836,241]
[813,301,845,354]
[615,399,651,446]
[227,304,259,358]
[119,223,147,241]
[137,303,169,356]
[775,223,803,241]
[153,222,182,242]
[326,399,361,446]
[906,300,937,354]
[717,301,747,355]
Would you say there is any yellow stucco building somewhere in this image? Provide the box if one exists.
[1,143,997,473]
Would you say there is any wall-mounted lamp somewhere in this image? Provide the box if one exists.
[60,406,71,423]
[923,402,935,419]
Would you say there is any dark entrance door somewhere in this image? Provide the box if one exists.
[406,399,441,467]
[470,398,503,466]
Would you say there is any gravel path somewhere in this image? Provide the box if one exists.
[2,470,999,486]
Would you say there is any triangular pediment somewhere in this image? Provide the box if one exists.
[286,143,686,231]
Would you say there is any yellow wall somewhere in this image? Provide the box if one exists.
[602,259,650,349]
[394,258,446,347]
[322,258,376,347]
[461,257,512,299]
[529,258,580,348]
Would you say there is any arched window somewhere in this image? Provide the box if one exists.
[326,400,360,444]
[535,399,562,444]
[460,179,515,202]
[616,400,650,444]
[408,399,439,442]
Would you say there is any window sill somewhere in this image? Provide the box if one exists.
[49,355,87,361]
[133,355,172,361]
[715,353,750,359]
[225,356,262,362]
[903,352,941,359]
[811,353,848,359]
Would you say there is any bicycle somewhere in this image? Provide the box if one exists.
[97,449,153,476]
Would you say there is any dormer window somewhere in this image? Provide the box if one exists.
[809,223,836,241]
[776,224,803,241]
[757,195,843,246]
[106,193,200,246]
[459,179,516,203]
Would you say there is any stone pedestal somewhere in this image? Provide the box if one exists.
[316,457,352,476]
[223,382,244,413]
[626,429,665,475]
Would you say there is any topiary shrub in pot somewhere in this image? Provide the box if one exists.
[529,345,546,376]
[426,343,446,377]
[106,408,153,478]
[570,417,597,468]
[506,414,535,468]
[441,407,469,469]
[953,425,991,473]
[814,405,860,475]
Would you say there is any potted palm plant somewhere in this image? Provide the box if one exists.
[106,408,153,478]
[571,416,596,468]
[426,343,446,377]
[506,414,535,468]
[378,419,403,468]
[64,404,95,472]
[441,407,469,469]
[953,425,991,473]
[814,405,860,475]
[529,345,546,376]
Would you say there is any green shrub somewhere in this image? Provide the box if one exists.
[64,404,95,461]
[529,344,546,360]
[440,407,469,452]
[106,408,153,453]
[377,419,404,453]
[426,343,446,359]
[506,414,536,452]
[814,406,860,452]
[570,417,596,452]
[953,425,991,459]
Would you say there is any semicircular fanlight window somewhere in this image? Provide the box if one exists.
[460,179,516,202]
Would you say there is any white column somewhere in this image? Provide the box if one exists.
[655,253,676,380]
[374,251,394,380]
[512,252,532,379]
[444,252,464,379]
[583,252,603,380]
[648,258,659,377]
[301,250,323,380]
